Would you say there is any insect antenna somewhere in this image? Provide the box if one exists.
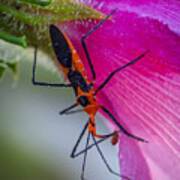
[81,8,117,80]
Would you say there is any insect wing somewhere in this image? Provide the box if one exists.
[49,25,72,68]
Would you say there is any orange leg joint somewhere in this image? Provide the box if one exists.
[88,115,102,138]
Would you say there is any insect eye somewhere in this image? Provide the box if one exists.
[78,96,90,107]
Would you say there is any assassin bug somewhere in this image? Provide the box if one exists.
[32,9,149,180]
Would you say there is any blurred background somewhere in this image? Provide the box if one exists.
[0,40,121,180]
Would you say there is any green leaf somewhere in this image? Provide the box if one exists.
[0,31,27,48]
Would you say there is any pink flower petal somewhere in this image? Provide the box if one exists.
[58,1,180,179]
[119,135,151,180]
[88,0,180,34]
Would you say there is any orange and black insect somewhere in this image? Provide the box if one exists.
[32,9,148,180]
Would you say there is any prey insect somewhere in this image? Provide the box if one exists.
[32,9,149,180]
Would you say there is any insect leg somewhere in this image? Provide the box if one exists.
[59,103,78,115]
[62,109,84,115]
[71,132,115,158]
[72,118,118,158]
[101,106,148,143]
[91,134,130,180]
[81,132,90,180]
[70,122,89,158]
[32,46,72,87]
[81,9,117,80]
[96,50,149,93]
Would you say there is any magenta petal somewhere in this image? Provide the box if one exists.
[88,0,180,34]
[119,135,151,180]
[118,0,180,34]
[58,1,180,180]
